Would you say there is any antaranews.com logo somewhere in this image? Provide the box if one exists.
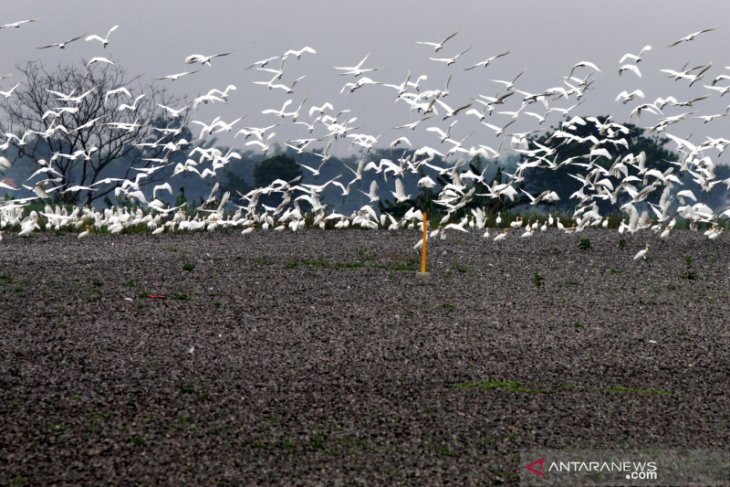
[525,456,657,480]
[519,449,729,486]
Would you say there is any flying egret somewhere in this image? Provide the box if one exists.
[85,25,119,48]
[37,34,85,50]
[415,32,458,52]
[184,52,232,66]
[667,28,714,47]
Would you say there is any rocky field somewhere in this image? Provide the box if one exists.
[1,229,728,485]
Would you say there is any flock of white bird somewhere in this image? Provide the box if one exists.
[0,19,728,260]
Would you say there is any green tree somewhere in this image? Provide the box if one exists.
[0,61,188,206]
[220,169,251,197]
[253,154,302,187]
[519,116,678,212]
[252,154,302,207]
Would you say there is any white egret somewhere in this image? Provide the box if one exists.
[85,25,119,48]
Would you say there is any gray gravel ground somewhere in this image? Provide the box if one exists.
[1,229,728,485]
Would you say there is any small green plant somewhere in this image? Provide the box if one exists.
[182,261,196,272]
[439,303,456,311]
[132,435,148,446]
[309,431,328,451]
[302,258,329,268]
[10,475,31,487]
[618,238,626,248]
[532,271,544,288]
[452,263,469,273]
[454,379,544,393]
[284,260,299,269]
[578,238,592,250]
[681,255,698,280]
[333,260,367,269]
[387,259,419,272]
[603,385,671,396]
[355,248,377,262]
[171,292,190,301]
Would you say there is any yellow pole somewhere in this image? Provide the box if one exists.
[421,211,428,273]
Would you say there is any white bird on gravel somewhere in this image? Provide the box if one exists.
[633,244,650,261]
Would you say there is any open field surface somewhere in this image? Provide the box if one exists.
[1,229,728,485]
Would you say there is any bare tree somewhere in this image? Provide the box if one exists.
[0,60,190,205]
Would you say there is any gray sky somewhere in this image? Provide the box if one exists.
[1,0,729,160]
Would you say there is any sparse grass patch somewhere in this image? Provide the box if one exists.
[452,263,470,273]
[386,258,419,272]
[455,380,670,396]
[182,261,196,272]
[132,434,148,446]
[439,303,456,311]
[333,260,367,269]
[579,238,592,250]
[681,255,698,280]
[454,379,545,393]
[179,381,209,402]
[532,271,544,288]
[171,291,190,301]
[429,439,461,458]
[308,431,328,452]
[302,258,329,268]
[0,274,11,286]
[355,248,377,262]
[618,238,626,248]
[254,256,274,266]
[602,385,671,396]
[9,475,32,487]
[171,413,193,431]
